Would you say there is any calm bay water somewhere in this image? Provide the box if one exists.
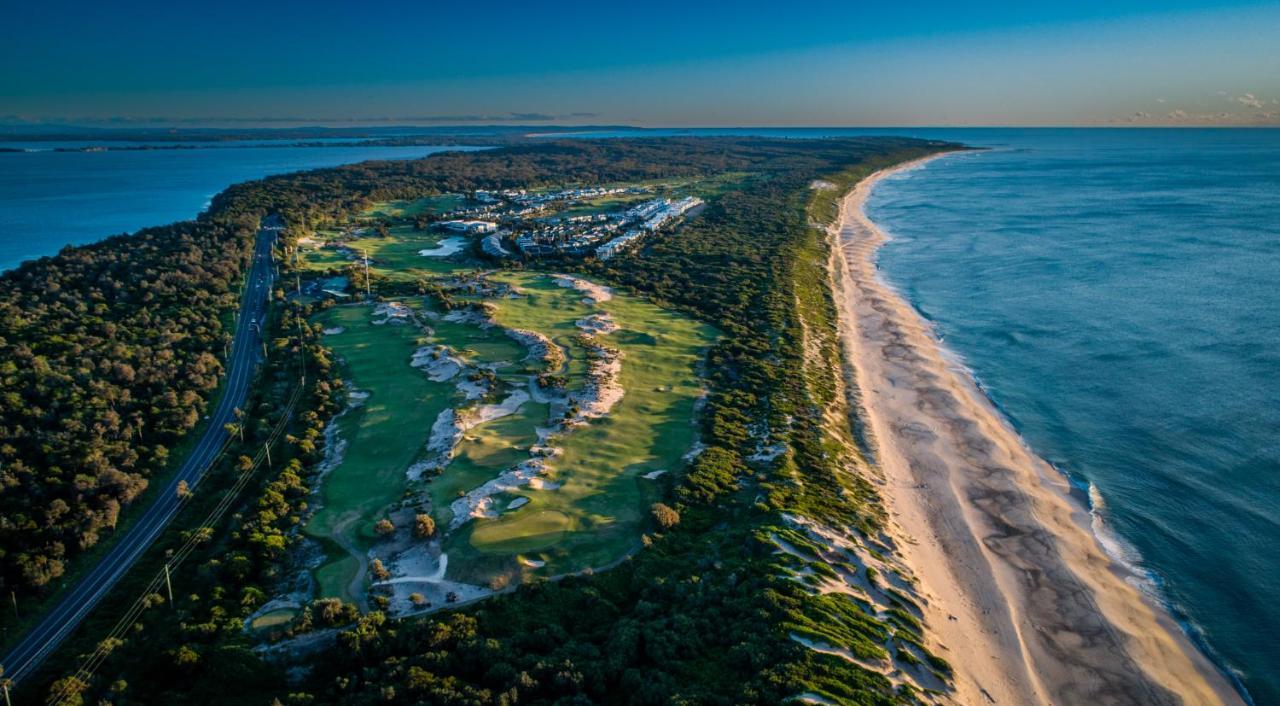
[0,141,474,270]
[864,129,1279,705]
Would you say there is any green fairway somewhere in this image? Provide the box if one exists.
[304,304,453,601]
[423,400,549,528]
[442,272,717,578]
[361,194,466,219]
[297,225,476,281]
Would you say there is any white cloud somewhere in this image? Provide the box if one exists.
[1136,107,1280,125]
[1237,93,1265,108]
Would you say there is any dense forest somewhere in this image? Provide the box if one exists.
[4,137,962,705]
[0,219,256,594]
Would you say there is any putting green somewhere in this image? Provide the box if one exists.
[469,509,571,554]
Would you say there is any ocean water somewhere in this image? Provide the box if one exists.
[0,141,477,270]
[863,129,1279,705]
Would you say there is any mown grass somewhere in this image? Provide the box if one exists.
[303,274,714,592]
[361,194,465,219]
[304,304,452,600]
[422,400,548,528]
[443,272,716,579]
[297,225,475,282]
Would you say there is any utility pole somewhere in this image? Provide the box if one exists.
[164,563,174,605]
[10,589,18,620]
[264,442,272,469]
[3,679,11,706]
[298,318,307,384]
[362,248,372,299]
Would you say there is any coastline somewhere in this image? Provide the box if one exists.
[828,154,1244,705]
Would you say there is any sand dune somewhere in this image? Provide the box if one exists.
[830,155,1243,706]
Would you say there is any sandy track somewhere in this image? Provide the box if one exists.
[830,155,1243,706]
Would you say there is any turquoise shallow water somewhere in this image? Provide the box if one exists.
[863,130,1278,705]
[0,141,473,270]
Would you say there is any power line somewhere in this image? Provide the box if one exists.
[44,383,304,706]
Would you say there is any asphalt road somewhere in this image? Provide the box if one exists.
[1,219,278,686]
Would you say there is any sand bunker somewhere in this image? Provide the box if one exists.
[407,409,464,481]
[469,389,530,426]
[410,345,466,381]
[552,273,613,304]
[371,301,412,325]
[506,328,564,374]
[564,344,624,425]
[441,308,492,327]
[448,458,551,530]
[575,312,619,335]
[419,236,468,257]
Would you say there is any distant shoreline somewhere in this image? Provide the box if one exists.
[830,153,1245,705]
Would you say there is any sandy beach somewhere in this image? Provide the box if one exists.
[829,155,1244,705]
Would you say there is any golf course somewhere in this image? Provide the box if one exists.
[294,200,715,610]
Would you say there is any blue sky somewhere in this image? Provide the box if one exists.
[2,0,1277,126]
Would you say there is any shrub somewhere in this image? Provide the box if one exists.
[650,503,681,530]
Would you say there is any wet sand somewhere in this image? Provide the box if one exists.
[829,155,1244,705]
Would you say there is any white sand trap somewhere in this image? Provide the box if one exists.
[792,693,836,706]
[506,497,529,510]
[642,469,667,480]
[565,347,624,424]
[448,458,549,530]
[683,441,706,462]
[419,236,468,257]
[551,273,613,303]
[527,477,561,491]
[322,326,345,335]
[456,378,489,400]
[469,389,529,426]
[519,557,546,568]
[506,328,563,372]
[373,553,449,586]
[411,345,465,381]
[371,301,412,325]
[748,443,787,463]
[407,409,464,480]
[575,313,619,335]
[442,309,491,327]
